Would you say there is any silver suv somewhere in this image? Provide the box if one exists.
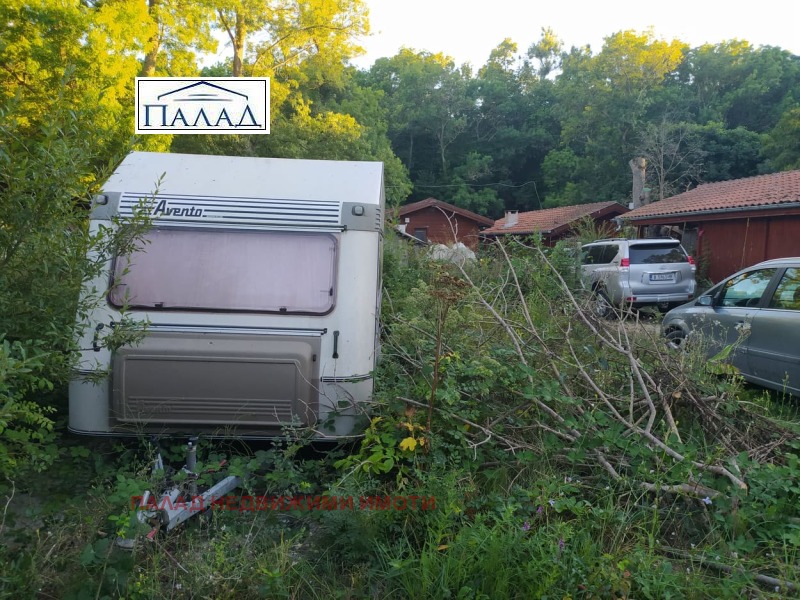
[581,238,697,317]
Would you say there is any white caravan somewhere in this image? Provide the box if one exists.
[70,151,384,439]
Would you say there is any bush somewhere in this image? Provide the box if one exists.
[0,338,56,478]
[0,106,149,478]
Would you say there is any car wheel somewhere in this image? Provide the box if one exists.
[592,289,615,319]
[665,326,686,350]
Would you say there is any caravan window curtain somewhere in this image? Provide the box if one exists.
[110,228,337,313]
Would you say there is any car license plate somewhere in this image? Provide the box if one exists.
[650,272,675,282]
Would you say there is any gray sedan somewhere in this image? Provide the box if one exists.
[662,257,800,397]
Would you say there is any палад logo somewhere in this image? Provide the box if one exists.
[135,78,270,135]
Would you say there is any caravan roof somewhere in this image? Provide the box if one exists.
[104,151,384,206]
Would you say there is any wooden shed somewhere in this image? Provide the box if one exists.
[624,170,800,283]
[396,198,494,250]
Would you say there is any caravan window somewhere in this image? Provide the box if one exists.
[110,228,337,314]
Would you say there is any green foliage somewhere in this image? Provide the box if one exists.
[689,122,763,182]
[714,441,800,553]
[565,215,624,247]
[138,0,217,77]
[0,338,57,477]
[0,109,103,477]
[763,106,800,170]
[0,102,153,484]
[375,31,800,211]
[1,109,104,372]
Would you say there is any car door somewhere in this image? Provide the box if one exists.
[700,268,777,372]
[746,267,800,395]
[586,243,622,300]
[580,245,607,289]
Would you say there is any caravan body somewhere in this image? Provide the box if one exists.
[69,152,384,439]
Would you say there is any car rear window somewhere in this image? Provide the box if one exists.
[629,243,687,264]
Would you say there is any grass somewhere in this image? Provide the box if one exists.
[1,432,796,599]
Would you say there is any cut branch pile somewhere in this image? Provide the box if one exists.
[383,235,795,501]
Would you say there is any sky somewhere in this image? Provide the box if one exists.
[350,0,800,69]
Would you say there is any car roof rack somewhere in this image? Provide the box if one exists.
[587,237,678,243]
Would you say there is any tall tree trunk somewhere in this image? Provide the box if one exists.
[629,157,646,209]
[140,0,161,77]
[438,126,448,179]
[233,12,246,77]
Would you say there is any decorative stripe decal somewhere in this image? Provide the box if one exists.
[119,192,342,227]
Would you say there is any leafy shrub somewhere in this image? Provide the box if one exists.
[0,106,151,479]
[0,338,56,477]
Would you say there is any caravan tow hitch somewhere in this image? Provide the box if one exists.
[118,438,241,548]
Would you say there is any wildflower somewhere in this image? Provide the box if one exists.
[565,476,573,483]
[536,505,543,515]
[558,538,565,552]
[702,496,713,505]
[522,521,531,531]
[399,436,417,452]
[548,499,556,507]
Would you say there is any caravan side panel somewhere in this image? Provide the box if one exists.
[113,331,320,428]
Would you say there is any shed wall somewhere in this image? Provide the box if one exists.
[638,213,800,283]
[402,207,484,249]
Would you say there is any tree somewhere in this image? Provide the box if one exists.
[690,121,763,181]
[525,27,564,80]
[541,148,583,206]
[476,38,561,211]
[140,0,217,77]
[551,30,688,202]
[0,0,172,156]
[448,152,504,215]
[636,117,706,200]
[763,106,800,170]
[367,49,473,182]
[679,42,800,133]
[214,0,368,78]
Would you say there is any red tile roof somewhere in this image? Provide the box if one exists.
[397,198,495,227]
[482,201,629,236]
[625,170,800,221]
